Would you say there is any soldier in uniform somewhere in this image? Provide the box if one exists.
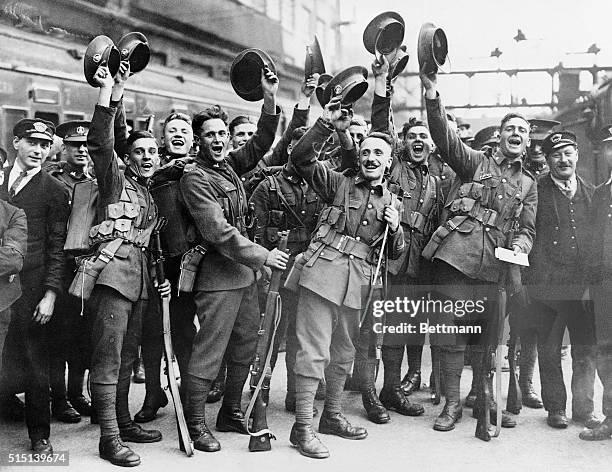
[45,121,93,423]
[580,125,612,440]
[419,64,537,433]
[524,119,559,179]
[348,115,369,151]
[179,68,288,453]
[524,131,599,429]
[249,125,325,413]
[0,118,70,453]
[229,115,257,150]
[84,63,170,467]
[287,96,404,459]
[134,111,195,423]
[427,114,461,200]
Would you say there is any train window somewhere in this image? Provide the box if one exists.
[34,111,59,126]
[64,112,85,122]
[29,86,60,105]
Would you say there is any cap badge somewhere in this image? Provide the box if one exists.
[551,133,562,143]
[93,53,102,63]
[333,85,343,96]
[33,122,47,133]
[121,48,129,58]
[492,130,500,139]
[76,126,85,135]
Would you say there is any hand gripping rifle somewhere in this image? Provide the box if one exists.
[152,217,194,456]
[244,230,289,452]
[475,220,518,442]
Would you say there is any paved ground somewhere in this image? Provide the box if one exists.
[1,351,611,472]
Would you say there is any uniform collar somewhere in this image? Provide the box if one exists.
[125,167,151,188]
[354,174,384,195]
[282,167,303,184]
[492,149,523,169]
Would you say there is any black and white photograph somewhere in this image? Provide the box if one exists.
[1,1,612,471]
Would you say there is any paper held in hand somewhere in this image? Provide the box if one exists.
[495,247,529,267]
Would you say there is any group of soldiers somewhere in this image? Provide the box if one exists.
[1,24,612,469]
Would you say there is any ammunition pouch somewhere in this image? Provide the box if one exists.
[68,238,123,300]
[177,245,208,293]
[402,210,427,233]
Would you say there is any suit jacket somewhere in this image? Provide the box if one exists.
[586,180,612,285]
[0,200,27,311]
[525,174,593,300]
[0,166,68,295]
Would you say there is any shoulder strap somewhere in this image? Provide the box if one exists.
[270,174,306,228]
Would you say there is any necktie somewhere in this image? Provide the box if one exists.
[9,170,28,199]
[561,180,573,200]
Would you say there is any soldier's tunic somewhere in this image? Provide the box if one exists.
[428,152,456,201]
[586,179,612,420]
[249,165,323,390]
[179,106,280,382]
[85,101,158,430]
[423,93,537,356]
[0,200,27,374]
[290,117,405,381]
[0,163,69,443]
[525,174,596,417]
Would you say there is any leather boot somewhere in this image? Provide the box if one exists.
[206,378,225,404]
[52,398,81,423]
[520,381,543,409]
[185,375,220,452]
[119,421,162,443]
[579,417,612,441]
[379,387,424,416]
[518,341,543,408]
[433,401,463,431]
[216,364,249,434]
[132,356,145,384]
[358,358,389,424]
[289,423,329,459]
[99,435,140,467]
[547,410,569,429]
[134,388,168,423]
[318,410,368,439]
[68,395,92,416]
[400,371,421,396]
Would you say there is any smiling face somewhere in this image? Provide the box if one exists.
[349,123,367,148]
[231,122,256,149]
[499,117,531,159]
[547,144,578,180]
[527,141,546,163]
[404,125,435,164]
[198,118,229,162]
[359,136,392,184]
[163,118,193,156]
[127,137,159,178]
[64,142,89,168]
[13,136,51,170]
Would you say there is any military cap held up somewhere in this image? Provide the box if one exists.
[84,35,120,87]
[305,36,326,80]
[56,120,90,143]
[322,66,369,107]
[418,22,448,74]
[542,131,578,155]
[363,11,405,55]
[13,118,55,141]
[230,48,277,102]
[116,32,150,75]
[315,73,333,107]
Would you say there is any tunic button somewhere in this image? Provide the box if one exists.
[501,178,507,183]
[356,236,361,241]
[441,175,446,180]
[148,216,152,220]
[419,199,424,203]
[301,210,306,214]
[571,236,575,239]
[498,195,503,200]
[349,255,354,260]
[141,247,146,252]
[553,241,558,245]
[320,251,325,256]
[370,189,375,194]
[485,227,490,232]
[362,220,368,226]
[367,203,373,209]
[572,226,576,229]
[608,214,612,218]
[516,194,520,197]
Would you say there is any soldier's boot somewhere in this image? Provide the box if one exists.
[49,355,81,423]
[132,355,145,384]
[357,358,389,424]
[289,423,329,459]
[67,367,91,416]
[579,417,612,441]
[401,345,422,396]
[518,341,543,409]
[185,374,220,452]
[292,375,328,458]
[465,352,481,408]
[135,335,167,423]
[207,361,226,404]
[216,363,249,434]
[381,346,423,417]
[433,350,463,432]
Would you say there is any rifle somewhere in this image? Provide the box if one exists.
[244,230,289,452]
[152,217,194,456]
[505,333,522,414]
[475,221,517,442]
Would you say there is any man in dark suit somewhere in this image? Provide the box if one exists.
[0,118,70,453]
[524,131,599,430]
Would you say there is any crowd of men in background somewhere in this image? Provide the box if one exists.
[1,38,612,467]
